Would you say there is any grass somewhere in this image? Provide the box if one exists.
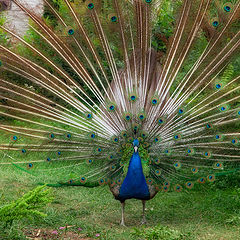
[1,165,240,240]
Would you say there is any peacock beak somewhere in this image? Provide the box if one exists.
[134,146,138,152]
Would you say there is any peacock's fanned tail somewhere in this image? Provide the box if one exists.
[0,0,239,192]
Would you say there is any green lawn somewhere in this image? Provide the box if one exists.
[1,165,240,240]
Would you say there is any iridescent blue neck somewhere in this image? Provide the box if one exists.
[118,150,150,201]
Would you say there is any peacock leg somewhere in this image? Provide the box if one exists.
[141,200,147,225]
[120,201,126,226]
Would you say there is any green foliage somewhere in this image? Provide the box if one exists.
[0,13,9,45]
[152,0,181,52]
[0,185,53,227]
[131,225,193,240]
[213,171,240,189]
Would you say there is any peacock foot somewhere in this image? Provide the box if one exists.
[140,217,147,225]
[120,220,126,227]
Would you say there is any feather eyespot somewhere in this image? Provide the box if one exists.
[86,159,93,164]
[206,123,213,129]
[147,178,153,185]
[174,162,181,169]
[87,3,94,9]
[174,185,182,192]
[99,178,105,185]
[155,169,161,176]
[141,131,148,138]
[163,186,169,192]
[215,134,223,141]
[80,177,87,184]
[151,96,159,105]
[224,5,231,12]
[204,151,211,158]
[212,21,219,27]
[152,99,157,105]
[198,177,206,184]
[117,179,122,185]
[187,148,194,155]
[157,117,165,125]
[126,115,131,120]
[11,136,18,141]
[155,159,160,165]
[219,105,229,112]
[111,16,117,22]
[124,112,132,121]
[138,114,145,120]
[96,147,102,153]
[164,149,171,155]
[191,167,198,174]
[231,139,238,145]
[173,134,181,141]
[130,95,137,101]
[207,175,215,182]
[68,29,74,35]
[49,133,55,139]
[27,163,33,169]
[68,179,74,184]
[86,113,93,119]
[185,182,194,189]
[178,108,184,114]
[214,162,223,169]
[121,131,127,138]
[109,105,115,111]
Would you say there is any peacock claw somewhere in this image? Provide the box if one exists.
[140,217,147,225]
[120,221,126,227]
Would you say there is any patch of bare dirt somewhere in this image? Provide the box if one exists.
[24,228,94,240]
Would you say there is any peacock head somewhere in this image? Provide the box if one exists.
[133,139,139,152]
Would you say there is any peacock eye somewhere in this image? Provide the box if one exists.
[179,109,183,114]
[111,16,117,22]
[224,5,231,12]
[212,21,219,27]
[28,163,33,168]
[68,29,74,35]
[131,96,136,101]
[88,3,94,9]
[11,135,18,141]
[109,105,115,111]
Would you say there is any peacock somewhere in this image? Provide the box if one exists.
[0,0,239,226]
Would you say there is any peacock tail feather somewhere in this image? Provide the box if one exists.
[0,0,239,195]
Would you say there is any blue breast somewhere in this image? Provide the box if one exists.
[118,151,150,201]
